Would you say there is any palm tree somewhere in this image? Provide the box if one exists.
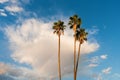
[53,20,66,80]
[75,28,88,79]
[68,14,82,80]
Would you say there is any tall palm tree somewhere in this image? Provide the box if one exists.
[68,14,82,80]
[53,20,66,80]
[75,28,88,79]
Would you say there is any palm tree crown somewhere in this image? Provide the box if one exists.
[52,20,66,80]
[76,28,88,44]
[75,28,88,79]
[68,14,82,80]
[53,20,66,36]
[68,14,82,32]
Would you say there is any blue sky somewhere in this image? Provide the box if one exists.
[0,0,120,80]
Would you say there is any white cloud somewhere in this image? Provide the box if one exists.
[0,62,46,80]
[80,42,99,54]
[88,54,108,68]
[102,67,112,74]
[4,18,99,79]
[88,56,99,68]
[0,0,24,15]
[88,28,99,35]
[92,72,120,80]
[89,56,99,63]
[10,0,18,4]
[5,5,23,13]
[0,62,8,74]
[0,9,7,16]
[88,63,98,68]
[100,54,107,60]
[0,0,8,3]
[92,73,102,80]
[21,0,30,4]
[97,75,102,80]
[0,12,7,16]
[0,9,5,12]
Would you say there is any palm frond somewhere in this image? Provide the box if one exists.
[52,20,66,36]
[70,25,73,29]
[75,28,88,44]
[68,14,82,30]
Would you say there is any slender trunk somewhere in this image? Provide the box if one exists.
[75,42,81,79]
[58,34,61,80]
[74,37,76,80]
[73,24,77,80]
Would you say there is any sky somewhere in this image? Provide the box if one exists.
[0,0,120,80]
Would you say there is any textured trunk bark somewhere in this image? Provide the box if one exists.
[58,34,61,80]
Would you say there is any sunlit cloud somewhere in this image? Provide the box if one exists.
[102,67,112,74]
[87,27,99,35]
[0,12,7,16]
[0,0,24,16]
[92,73,102,80]
[0,62,45,80]
[0,8,7,16]
[88,63,98,68]
[0,63,8,74]
[3,18,99,79]
[100,54,107,60]
[88,54,108,68]
[5,5,23,13]
[0,0,8,3]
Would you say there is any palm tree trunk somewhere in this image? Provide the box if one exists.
[75,42,81,79]
[73,24,77,80]
[58,34,61,80]
[74,37,76,80]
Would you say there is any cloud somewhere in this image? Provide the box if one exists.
[113,73,120,78]
[88,63,98,68]
[88,56,99,68]
[80,42,99,54]
[100,54,107,60]
[96,75,102,80]
[0,12,7,16]
[88,28,99,35]
[88,54,108,68]
[0,62,46,80]
[0,0,24,16]
[92,71,120,80]
[0,9,7,16]
[92,73,102,80]
[0,0,8,3]
[4,18,99,79]
[102,67,112,74]
[89,56,99,63]
[21,0,31,4]
[5,5,23,13]
[0,62,8,74]
[0,9,4,12]
[10,0,18,4]
[0,74,15,80]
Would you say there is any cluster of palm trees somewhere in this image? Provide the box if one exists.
[52,14,88,80]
